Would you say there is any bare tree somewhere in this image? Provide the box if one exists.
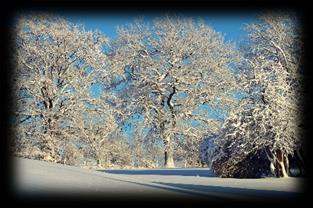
[206,12,304,178]
[109,16,239,167]
[11,14,110,162]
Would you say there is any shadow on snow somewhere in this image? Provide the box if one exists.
[98,168,215,177]
[152,182,301,199]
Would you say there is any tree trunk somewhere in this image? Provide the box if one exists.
[164,136,175,168]
[265,148,289,177]
[164,148,175,168]
[274,149,289,178]
[160,121,175,168]
[97,158,102,168]
[161,86,177,168]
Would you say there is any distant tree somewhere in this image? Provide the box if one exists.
[109,16,239,168]
[108,129,133,168]
[207,12,304,178]
[174,134,203,168]
[61,141,84,166]
[199,135,220,168]
[130,122,146,167]
[129,121,163,168]
[10,14,110,163]
[73,97,120,168]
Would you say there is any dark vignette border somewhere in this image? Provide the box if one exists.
[1,0,311,207]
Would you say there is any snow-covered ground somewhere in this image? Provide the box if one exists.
[12,157,304,202]
[101,168,303,201]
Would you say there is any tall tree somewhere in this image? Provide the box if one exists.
[207,12,304,177]
[109,16,239,167]
[11,14,110,162]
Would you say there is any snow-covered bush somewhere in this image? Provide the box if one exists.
[200,99,272,177]
[206,94,303,178]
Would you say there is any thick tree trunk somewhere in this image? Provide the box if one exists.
[160,85,177,168]
[160,121,175,168]
[47,119,58,162]
[41,84,59,163]
[164,136,175,168]
[164,148,175,168]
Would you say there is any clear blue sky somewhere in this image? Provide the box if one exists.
[62,13,259,42]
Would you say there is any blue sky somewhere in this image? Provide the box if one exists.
[62,13,258,42]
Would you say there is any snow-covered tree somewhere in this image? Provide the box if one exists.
[206,99,274,177]
[206,12,304,178]
[73,98,120,168]
[130,122,163,168]
[174,133,204,167]
[10,14,112,163]
[199,134,220,168]
[108,16,239,167]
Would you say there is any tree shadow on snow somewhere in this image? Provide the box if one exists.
[98,168,215,177]
[152,182,301,200]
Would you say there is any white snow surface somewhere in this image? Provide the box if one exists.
[13,157,303,201]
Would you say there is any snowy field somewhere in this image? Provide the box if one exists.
[12,157,304,203]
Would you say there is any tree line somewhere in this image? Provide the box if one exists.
[9,12,305,177]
